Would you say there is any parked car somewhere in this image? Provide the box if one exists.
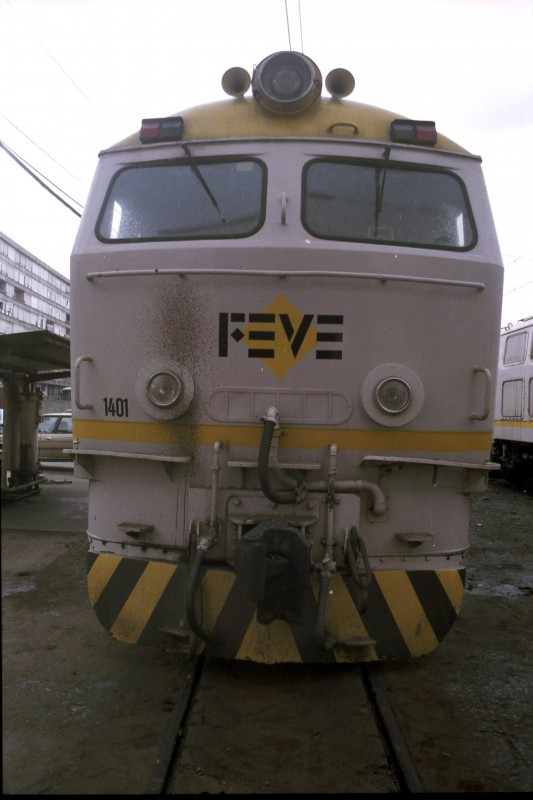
[0,411,73,469]
[37,411,73,461]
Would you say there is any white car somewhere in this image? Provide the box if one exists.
[37,412,73,461]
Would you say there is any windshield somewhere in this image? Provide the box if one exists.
[39,416,60,433]
[97,158,265,241]
[303,159,476,249]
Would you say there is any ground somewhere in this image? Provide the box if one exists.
[1,469,532,794]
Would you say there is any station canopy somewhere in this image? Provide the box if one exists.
[0,331,70,380]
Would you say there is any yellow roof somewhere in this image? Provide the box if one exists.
[110,96,468,153]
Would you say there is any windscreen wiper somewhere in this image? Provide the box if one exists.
[373,145,391,237]
[181,143,226,223]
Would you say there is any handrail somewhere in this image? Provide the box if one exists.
[470,366,492,421]
[65,449,191,463]
[74,355,93,410]
[86,268,484,291]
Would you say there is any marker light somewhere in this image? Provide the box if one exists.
[374,378,412,414]
[140,117,184,144]
[147,371,182,407]
[252,51,322,115]
[390,119,437,146]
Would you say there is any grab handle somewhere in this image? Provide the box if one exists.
[74,355,93,410]
[470,366,491,421]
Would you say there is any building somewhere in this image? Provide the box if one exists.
[0,230,70,411]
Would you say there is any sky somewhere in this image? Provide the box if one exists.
[1,0,532,328]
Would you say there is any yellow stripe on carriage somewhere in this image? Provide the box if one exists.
[375,571,439,656]
[87,552,122,604]
[73,418,493,453]
[436,569,465,615]
[109,561,175,643]
[237,615,302,663]
[201,570,237,632]
[493,419,533,428]
[310,573,378,661]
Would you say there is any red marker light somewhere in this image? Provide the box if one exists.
[139,120,161,143]
[390,119,437,146]
[140,116,184,144]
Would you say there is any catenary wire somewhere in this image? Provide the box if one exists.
[0,140,82,218]
[5,0,104,118]
[0,112,89,191]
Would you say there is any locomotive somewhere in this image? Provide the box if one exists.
[69,51,503,663]
[492,317,533,492]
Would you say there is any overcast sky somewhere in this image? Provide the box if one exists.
[1,0,532,327]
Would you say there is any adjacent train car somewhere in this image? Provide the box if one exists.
[492,317,533,492]
[69,51,504,663]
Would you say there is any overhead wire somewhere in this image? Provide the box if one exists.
[284,0,304,52]
[284,0,292,50]
[5,0,104,117]
[502,247,533,299]
[0,139,83,218]
[3,0,99,218]
[0,112,89,191]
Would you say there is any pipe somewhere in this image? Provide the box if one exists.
[258,411,297,505]
[184,442,222,644]
[185,547,209,642]
[3,476,47,493]
[346,527,372,614]
[304,477,386,516]
[314,571,337,650]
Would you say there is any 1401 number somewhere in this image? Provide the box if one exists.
[103,397,129,417]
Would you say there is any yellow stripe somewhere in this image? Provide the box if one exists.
[493,419,533,428]
[73,418,492,453]
[201,570,236,632]
[237,615,302,663]
[375,572,439,656]
[436,569,465,615]
[87,553,122,604]
[110,561,175,643]
[198,570,302,662]
[310,573,378,660]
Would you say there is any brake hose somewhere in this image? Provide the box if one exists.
[258,417,297,505]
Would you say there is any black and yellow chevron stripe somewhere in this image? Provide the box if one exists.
[87,552,465,664]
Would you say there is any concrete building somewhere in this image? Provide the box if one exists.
[0,230,70,411]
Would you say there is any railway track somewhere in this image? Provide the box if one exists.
[147,656,423,794]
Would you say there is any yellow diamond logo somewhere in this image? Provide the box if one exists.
[242,295,317,378]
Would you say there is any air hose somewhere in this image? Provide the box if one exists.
[259,416,297,505]
[185,539,211,643]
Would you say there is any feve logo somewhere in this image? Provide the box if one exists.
[218,294,343,378]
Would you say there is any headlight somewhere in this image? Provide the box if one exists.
[136,362,194,420]
[375,378,412,414]
[361,364,424,427]
[252,51,322,115]
[147,371,182,407]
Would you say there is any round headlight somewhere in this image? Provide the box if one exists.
[361,364,424,427]
[375,378,412,414]
[147,371,182,408]
[252,51,322,114]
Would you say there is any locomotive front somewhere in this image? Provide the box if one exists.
[70,52,503,663]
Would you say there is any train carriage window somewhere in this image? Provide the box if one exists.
[529,378,533,418]
[97,158,265,241]
[501,379,523,418]
[302,159,475,249]
[503,332,527,365]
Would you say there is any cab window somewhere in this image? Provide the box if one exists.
[97,158,266,241]
[302,159,475,249]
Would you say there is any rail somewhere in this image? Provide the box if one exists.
[86,268,485,291]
